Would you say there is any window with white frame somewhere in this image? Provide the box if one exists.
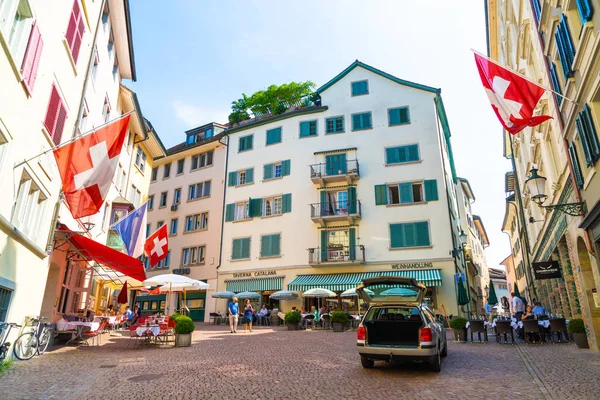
[234,202,250,221]
[0,0,34,65]
[238,170,247,186]
[147,195,154,210]
[387,182,424,205]
[169,218,178,235]
[185,212,208,232]
[11,170,48,244]
[263,196,282,217]
[102,95,111,123]
[79,100,89,135]
[151,167,157,182]
[0,127,9,169]
[159,191,167,207]
[188,180,211,201]
[191,150,213,171]
[91,45,99,82]
[134,146,146,172]
[181,246,206,266]
[173,188,181,205]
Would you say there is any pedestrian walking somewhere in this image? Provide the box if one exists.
[228,297,239,333]
[243,299,254,333]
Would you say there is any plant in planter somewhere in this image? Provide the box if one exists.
[174,316,195,347]
[568,318,589,348]
[285,311,301,330]
[330,311,349,332]
[449,317,468,342]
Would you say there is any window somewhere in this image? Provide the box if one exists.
[555,15,575,80]
[351,80,369,96]
[549,63,563,107]
[157,250,170,268]
[239,135,253,152]
[147,195,154,210]
[0,0,34,67]
[570,143,584,189]
[91,45,99,81]
[235,202,250,221]
[228,168,254,186]
[134,146,146,172]
[266,127,282,145]
[79,100,88,135]
[151,167,158,182]
[177,159,184,174]
[260,234,281,257]
[388,107,410,126]
[352,112,372,131]
[127,185,141,207]
[576,0,593,24]
[112,54,118,79]
[65,0,85,63]
[389,222,431,248]
[174,188,181,205]
[232,237,251,260]
[44,84,68,145]
[107,28,114,58]
[181,246,205,265]
[299,120,317,138]
[163,162,171,179]
[191,150,213,170]
[375,180,438,205]
[263,196,282,217]
[11,171,48,243]
[157,220,165,229]
[0,128,10,169]
[1,286,14,321]
[101,2,109,29]
[185,212,208,232]
[159,191,167,208]
[385,145,420,164]
[575,104,600,166]
[102,95,111,123]
[238,171,246,185]
[146,224,151,238]
[188,180,211,201]
[186,299,204,308]
[170,218,178,235]
[325,116,344,134]
[20,19,43,95]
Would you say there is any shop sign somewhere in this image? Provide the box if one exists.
[455,273,466,283]
[173,268,191,275]
[232,270,277,278]
[392,262,433,270]
[532,261,562,280]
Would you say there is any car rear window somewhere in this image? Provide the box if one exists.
[365,307,421,322]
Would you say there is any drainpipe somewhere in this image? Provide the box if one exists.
[216,135,230,278]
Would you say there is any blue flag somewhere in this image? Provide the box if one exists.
[112,202,147,257]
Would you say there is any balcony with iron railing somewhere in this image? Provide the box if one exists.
[308,245,365,265]
[310,200,361,226]
[310,159,360,186]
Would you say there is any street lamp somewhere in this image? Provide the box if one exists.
[525,167,587,216]
[484,285,489,297]
[451,230,467,257]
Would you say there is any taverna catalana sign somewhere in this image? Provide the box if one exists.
[233,270,278,278]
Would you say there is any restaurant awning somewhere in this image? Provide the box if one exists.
[225,276,283,293]
[59,226,146,282]
[287,270,442,291]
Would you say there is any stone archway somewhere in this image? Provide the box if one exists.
[576,236,600,351]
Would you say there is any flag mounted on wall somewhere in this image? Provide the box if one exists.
[112,202,148,258]
[474,53,552,135]
[144,225,169,267]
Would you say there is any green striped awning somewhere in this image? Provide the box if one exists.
[287,270,442,292]
[225,276,283,293]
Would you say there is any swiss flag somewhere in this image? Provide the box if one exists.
[144,225,169,267]
[474,53,552,135]
[54,115,131,219]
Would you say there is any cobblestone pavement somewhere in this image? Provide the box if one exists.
[2,325,600,400]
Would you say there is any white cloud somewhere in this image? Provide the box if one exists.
[171,100,229,128]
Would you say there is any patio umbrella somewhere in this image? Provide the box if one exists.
[380,288,418,297]
[236,291,261,300]
[340,288,374,297]
[456,277,469,306]
[269,290,298,301]
[513,282,521,298]
[487,280,498,306]
[117,281,128,304]
[142,274,205,315]
[302,288,337,311]
[212,291,236,299]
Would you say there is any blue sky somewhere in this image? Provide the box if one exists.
[129,0,512,268]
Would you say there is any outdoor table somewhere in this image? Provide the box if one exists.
[466,321,492,329]
[65,321,100,345]
[93,316,117,324]
[517,320,552,329]
[135,325,162,345]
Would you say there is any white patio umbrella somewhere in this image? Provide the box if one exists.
[236,291,261,300]
[142,274,206,315]
[302,288,337,311]
[269,290,299,301]
[340,288,374,297]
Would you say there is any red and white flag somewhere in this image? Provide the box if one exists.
[474,53,552,135]
[144,225,169,267]
[54,115,131,219]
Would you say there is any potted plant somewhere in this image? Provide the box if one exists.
[568,318,589,348]
[330,311,349,332]
[449,317,468,342]
[174,316,195,347]
[285,311,301,330]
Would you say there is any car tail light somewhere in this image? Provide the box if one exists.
[357,326,366,341]
[419,327,433,343]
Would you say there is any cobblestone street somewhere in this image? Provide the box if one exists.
[2,324,600,400]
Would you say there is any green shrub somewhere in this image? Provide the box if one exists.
[174,316,195,334]
[169,313,183,323]
[449,317,468,330]
[330,311,349,324]
[284,311,301,325]
[568,318,586,334]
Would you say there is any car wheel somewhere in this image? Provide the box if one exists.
[361,356,374,369]
[430,350,441,372]
[441,341,448,357]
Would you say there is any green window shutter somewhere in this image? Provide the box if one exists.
[320,190,327,214]
[347,187,357,214]
[415,222,430,246]
[424,179,439,201]
[261,235,272,257]
[390,224,405,248]
[247,135,253,150]
[232,239,242,259]
[266,128,281,145]
[351,80,368,96]
[272,234,281,256]
[374,184,388,205]
[225,203,235,222]
[281,159,291,176]
[321,230,328,261]
[364,112,372,129]
[239,137,248,152]
[282,193,292,213]
[399,107,410,124]
[404,224,417,247]
[325,155,335,175]
[407,145,419,161]
[352,114,361,130]
[576,116,593,166]
[246,167,254,184]
[386,148,400,164]
[249,198,262,217]
[241,238,251,259]
[582,105,600,162]
[300,121,312,138]
[399,183,413,204]
[228,171,237,187]
[389,108,401,125]
[349,228,356,260]
[263,164,273,180]
[338,153,347,173]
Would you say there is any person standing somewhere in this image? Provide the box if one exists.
[243,299,254,333]
[511,292,525,339]
[228,297,239,333]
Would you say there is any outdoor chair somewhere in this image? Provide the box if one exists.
[469,320,488,343]
[321,315,331,330]
[261,312,272,326]
[303,314,315,329]
[549,319,569,343]
[522,320,543,344]
[495,320,515,344]
[208,313,219,325]
[82,320,108,346]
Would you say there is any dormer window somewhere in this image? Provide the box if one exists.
[351,80,369,96]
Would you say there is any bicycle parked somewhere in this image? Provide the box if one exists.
[13,316,52,361]
[0,322,22,363]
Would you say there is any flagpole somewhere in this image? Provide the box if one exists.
[13,110,136,170]
[471,49,580,106]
